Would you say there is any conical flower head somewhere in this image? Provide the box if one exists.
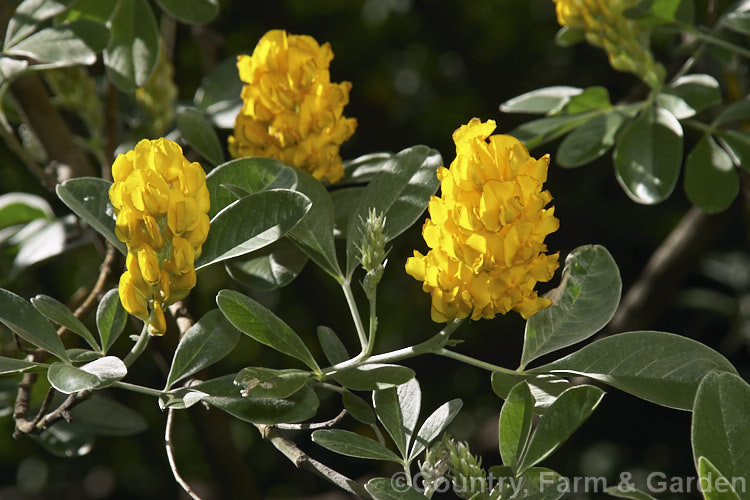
[109,138,210,335]
[228,29,357,183]
[405,118,559,322]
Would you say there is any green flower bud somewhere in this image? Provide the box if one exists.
[441,435,488,499]
[358,207,388,273]
[419,438,451,498]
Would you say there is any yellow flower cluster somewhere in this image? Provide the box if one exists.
[553,0,665,88]
[405,119,560,322]
[228,29,357,183]
[109,138,210,335]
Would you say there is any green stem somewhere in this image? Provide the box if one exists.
[341,281,368,352]
[113,381,164,397]
[315,382,346,394]
[368,318,465,364]
[364,293,377,357]
[403,461,413,487]
[123,324,150,367]
[684,119,715,135]
[435,348,521,375]
[320,318,465,376]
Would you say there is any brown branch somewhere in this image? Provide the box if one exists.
[70,244,119,322]
[29,388,55,427]
[606,206,731,334]
[12,372,35,428]
[10,73,96,182]
[257,424,372,499]
[165,409,204,500]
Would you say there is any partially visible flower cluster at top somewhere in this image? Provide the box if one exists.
[228,29,357,183]
[554,0,665,89]
[109,138,210,335]
[405,118,559,322]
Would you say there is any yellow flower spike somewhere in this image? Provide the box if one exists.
[405,118,560,323]
[229,29,357,183]
[552,0,665,88]
[109,138,210,336]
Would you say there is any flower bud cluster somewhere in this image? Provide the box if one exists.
[554,0,665,88]
[434,435,488,499]
[109,138,210,335]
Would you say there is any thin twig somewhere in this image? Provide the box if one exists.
[275,410,348,431]
[70,244,119,325]
[165,408,203,500]
[36,391,91,429]
[29,388,55,428]
[257,424,371,499]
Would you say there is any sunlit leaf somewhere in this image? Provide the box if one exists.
[6,20,109,68]
[104,0,159,92]
[614,106,683,204]
[47,356,126,393]
[500,86,582,115]
[531,331,737,410]
[521,245,621,368]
